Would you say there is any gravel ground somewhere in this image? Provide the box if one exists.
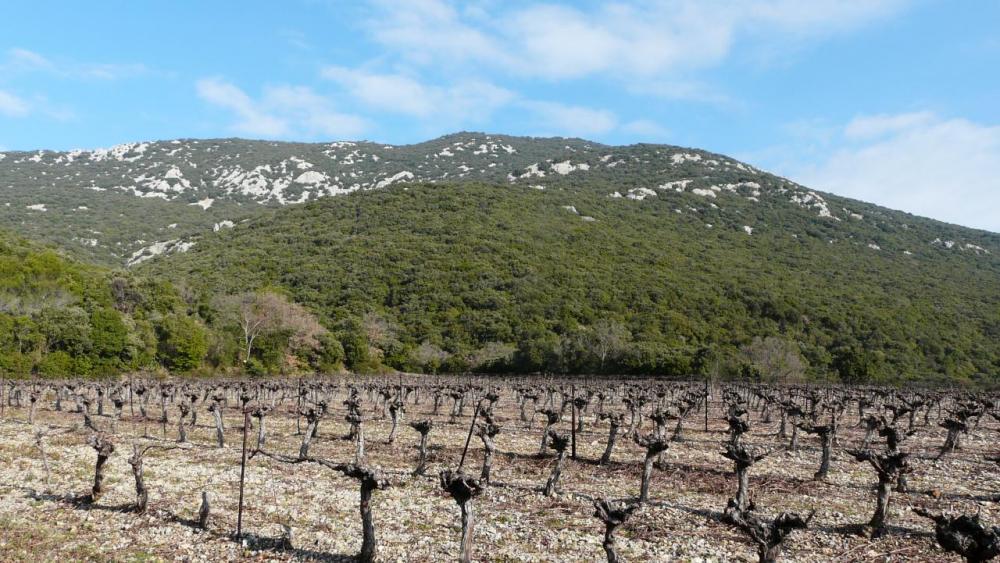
[0,383,997,562]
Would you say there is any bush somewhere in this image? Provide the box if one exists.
[157,315,209,372]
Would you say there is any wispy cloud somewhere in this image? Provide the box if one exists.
[0,90,30,117]
[364,0,909,85]
[521,101,618,137]
[791,112,1000,232]
[621,119,670,140]
[321,66,514,122]
[2,48,147,80]
[196,78,367,139]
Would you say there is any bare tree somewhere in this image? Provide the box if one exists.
[386,399,404,445]
[731,505,814,563]
[253,450,390,563]
[742,337,807,383]
[128,443,179,513]
[543,431,570,496]
[409,420,433,476]
[538,409,561,455]
[86,433,115,503]
[721,443,773,522]
[599,412,625,465]
[635,432,669,504]
[593,498,639,563]
[591,320,630,370]
[207,398,225,448]
[298,406,322,459]
[216,291,327,365]
[440,470,484,563]
[913,508,1000,563]
[847,448,911,537]
[798,423,835,481]
[476,413,500,484]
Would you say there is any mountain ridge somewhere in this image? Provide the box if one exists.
[2,133,996,269]
[2,132,998,381]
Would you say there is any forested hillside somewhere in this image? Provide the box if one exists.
[141,182,1000,385]
[0,232,341,378]
[4,133,998,384]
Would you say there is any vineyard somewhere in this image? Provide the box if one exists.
[0,377,997,562]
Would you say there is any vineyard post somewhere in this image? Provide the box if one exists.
[0,373,5,419]
[457,400,482,471]
[237,409,249,539]
[571,384,577,460]
[704,375,709,433]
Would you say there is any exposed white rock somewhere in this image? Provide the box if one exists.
[963,243,990,254]
[191,198,214,210]
[288,157,313,170]
[659,179,693,192]
[213,220,235,232]
[127,238,192,266]
[163,165,184,180]
[743,225,753,235]
[26,203,47,211]
[671,152,702,164]
[295,171,329,185]
[626,188,657,201]
[790,190,837,219]
[374,171,414,189]
[89,142,150,163]
[551,161,590,175]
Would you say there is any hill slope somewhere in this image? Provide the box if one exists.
[3,132,995,267]
[0,231,211,377]
[141,181,1000,383]
[5,132,999,382]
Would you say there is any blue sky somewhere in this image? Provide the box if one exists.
[1,0,998,231]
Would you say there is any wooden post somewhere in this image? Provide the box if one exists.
[704,377,709,432]
[571,384,577,460]
[457,401,481,471]
[237,409,249,539]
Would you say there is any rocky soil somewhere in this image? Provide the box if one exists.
[0,384,996,562]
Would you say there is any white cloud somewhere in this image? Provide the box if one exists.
[262,85,368,138]
[322,67,437,117]
[2,48,147,80]
[795,112,1000,232]
[843,111,936,139]
[6,48,54,71]
[197,78,289,137]
[366,0,503,68]
[0,90,29,117]
[621,119,670,139]
[324,64,636,139]
[522,101,618,137]
[321,66,514,121]
[364,0,909,83]
[196,78,366,139]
